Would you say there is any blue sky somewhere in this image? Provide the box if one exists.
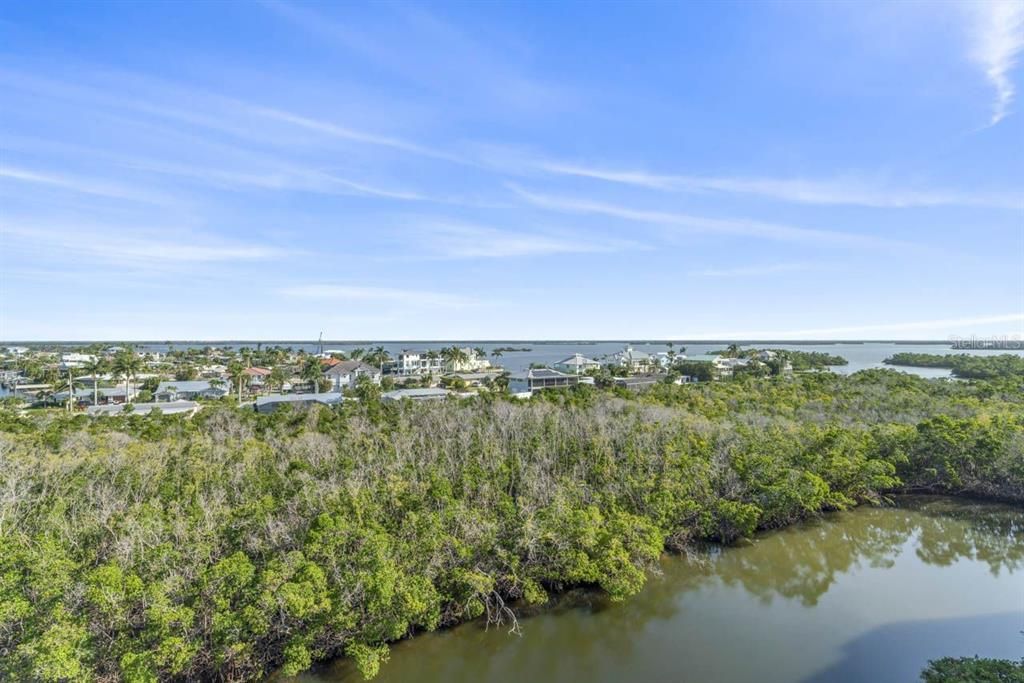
[1,0,1022,341]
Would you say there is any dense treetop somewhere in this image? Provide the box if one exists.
[1,369,1022,681]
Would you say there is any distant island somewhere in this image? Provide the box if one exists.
[883,353,1024,379]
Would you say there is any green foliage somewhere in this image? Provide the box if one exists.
[1,370,1022,680]
[885,353,1024,379]
[346,643,391,680]
[921,657,1024,682]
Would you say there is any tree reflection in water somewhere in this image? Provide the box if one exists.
[294,496,1023,683]
[692,495,1024,607]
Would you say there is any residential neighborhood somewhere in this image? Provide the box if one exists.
[0,341,805,417]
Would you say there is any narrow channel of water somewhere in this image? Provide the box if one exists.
[290,497,1024,683]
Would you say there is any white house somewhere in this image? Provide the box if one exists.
[712,357,750,377]
[60,352,97,369]
[652,351,686,368]
[391,350,445,376]
[607,345,654,372]
[323,361,382,393]
[554,353,601,374]
[446,348,492,373]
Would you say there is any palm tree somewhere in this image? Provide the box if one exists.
[491,349,504,360]
[81,357,106,406]
[440,346,469,372]
[301,356,323,394]
[58,369,83,412]
[112,350,143,402]
[473,346,486,360]
[268,366,286,393]
[349,348,366,361]
[365,346,391,374]
[227,362,247,402]
[726,343,742,358]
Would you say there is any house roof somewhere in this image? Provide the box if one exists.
[254,392,344,407]
[320,358,342,368]
[382,388,450,400]
[614,374,667,386]
[511,368,574,381]
[555,354,600,366]
[87,400,199,416]
[713,357,750,368]
[155,380,224,393]
[610,346,652,362]
[323,360,379,376]
[53,387,130,400]
[244,367,272,376]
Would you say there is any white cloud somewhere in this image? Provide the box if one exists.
[0,165,168,204]
[965,0,1024,126]
[127,159,428,202]
[0,221,290,269]
[510,185,908,249]
[405,221,640,259]
[249,106,466,164]
[690,263,828,278]
[536,161,1021,209]
[279,284,475,308]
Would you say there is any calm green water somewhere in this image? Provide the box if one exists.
[291,497,1023,683]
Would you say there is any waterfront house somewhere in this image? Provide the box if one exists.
[554,353,601,374]
[445,348,493,373]
[391,350,445,376]
[712,357,750,378]
[508,368,581,394]
[442,371,502,387]
[60,352,97,370]
[653,351,686,368]
[323,360,382,393]
[607,345,655,372]
[155,380,229,401]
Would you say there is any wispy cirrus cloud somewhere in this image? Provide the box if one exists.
[965,0,1024,126]
[690,263,830,278]
[509,185,909,250]
[0,165,171,205]
[125,158,429,202]
[402,221,642,259]
[0,67,468,168]
[535,161,1022,209]
[257,0,571,116]
[279,284,475,308]
[0,220,292,269]
[249,106,466,165]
